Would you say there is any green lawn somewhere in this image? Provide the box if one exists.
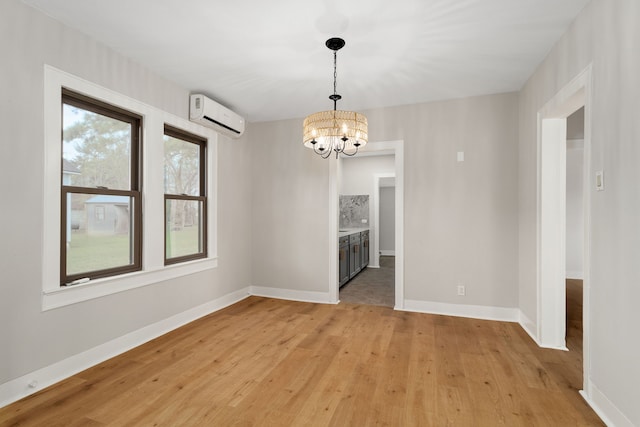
[67,231,131,275]
[166,225,201,259]
[67,226,201,275]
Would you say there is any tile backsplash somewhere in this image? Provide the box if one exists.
[340,195,369,229]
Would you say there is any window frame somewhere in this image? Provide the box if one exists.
[60,89,143,284]
[163,125,208,265]
[42,65,218,311]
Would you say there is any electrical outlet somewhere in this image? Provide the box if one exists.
[457,285,466,296]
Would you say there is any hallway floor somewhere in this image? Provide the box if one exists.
[339,256,394,307]
[565,278,584,387]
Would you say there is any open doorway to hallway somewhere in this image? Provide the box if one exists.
[537,65,591,396]
[329,139,404,308]
[340,176,397,307]
[565,107,585,377]
[337,153,395,307]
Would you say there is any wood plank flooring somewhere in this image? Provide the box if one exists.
[0,291,603,426]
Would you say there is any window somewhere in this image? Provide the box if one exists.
[44,66,218,310]
[95,206,105,221]
[164,125,207,264]
[61,89,142,284]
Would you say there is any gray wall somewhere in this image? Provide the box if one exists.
[250,92,519,307]
[0,0,252,386]
[566,140,584,279]
[368,94,519,305]
[566,109,584,279]
[379,187,395,253]
[518,0,640,424]
[567,106,585,139]
[249,118,332,293]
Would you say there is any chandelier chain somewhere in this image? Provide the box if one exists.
[333,51,337,96]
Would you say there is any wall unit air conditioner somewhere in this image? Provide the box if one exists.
[189,94,245,138]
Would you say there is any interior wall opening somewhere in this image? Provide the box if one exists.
[537,65,591,398]
[329,140,404,309]
[565,107,585,385]
[338,154,396,307]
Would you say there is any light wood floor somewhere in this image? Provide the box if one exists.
[1,292,602,426]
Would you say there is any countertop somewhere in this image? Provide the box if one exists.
[338,228,369,238]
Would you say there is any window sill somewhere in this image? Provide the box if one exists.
[42,257,218,311]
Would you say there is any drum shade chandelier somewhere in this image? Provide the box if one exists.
[303,38,368,159]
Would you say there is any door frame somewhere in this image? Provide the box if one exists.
[536,65,592,393]
[329,140,405,309]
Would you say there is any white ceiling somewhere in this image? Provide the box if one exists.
[23,0,590,122]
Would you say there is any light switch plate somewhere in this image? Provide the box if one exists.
[457,151,465,162]
[596,170,604,191]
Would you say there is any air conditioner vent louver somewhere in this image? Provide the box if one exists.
[202,116,242,135]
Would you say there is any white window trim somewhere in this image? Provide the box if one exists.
[42,65,218,311]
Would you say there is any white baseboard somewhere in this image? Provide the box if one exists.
[0,287,250,409]
[518,311,540,345]
[402,299,519,322]
[518,311,568,350]
[250,286,334,304]
[402,303,570,351]
[566,270,584,280]
[379,250,395,256]
[581,382,635,427]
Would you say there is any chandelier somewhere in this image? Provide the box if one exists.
[303,38,368,159]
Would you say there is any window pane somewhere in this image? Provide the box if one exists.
[63,103,132,190]
[164,135,200,196]
[166,199,203,259]
[65,193,134,276]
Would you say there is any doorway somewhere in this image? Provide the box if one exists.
[537,66,592,396]
[329,140,404,308]
[339,170,396,307]
[565,109,585,366]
